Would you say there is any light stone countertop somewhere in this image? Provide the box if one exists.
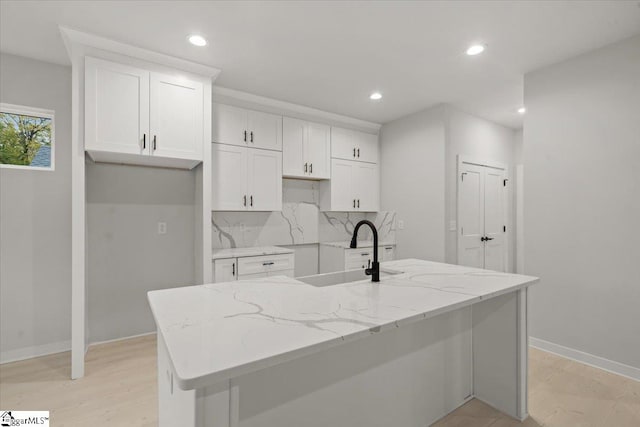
[211,246,294,260]
[320,240,397,249]
[148,258,538,390]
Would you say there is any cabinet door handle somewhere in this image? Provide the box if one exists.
[153,135,157,151]
[353,199,356,208]
[304,163,308,173]
[142,133,146,149]
[232,262,235,276]
[309,163,313,174]
[250,131,254,143]
[244,130,247,142]
[243,195,247,206]
[357,199,360,208]
[250,195,253,207]
[353,147,356,158]
[263,261,275,266]
[357,148,360,158]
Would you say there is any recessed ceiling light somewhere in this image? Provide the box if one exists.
[466,44,485,56]
[369,92,382,100]
[517,107,526,114]
[188,35,207,47]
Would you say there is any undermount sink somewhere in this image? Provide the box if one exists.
[298,268,403,287]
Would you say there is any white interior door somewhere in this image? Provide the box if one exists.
[211,143,247,210]
[248,148,282,211]
[248,110,282,151]
[457,160,507,271]
[306,122,330,179]
[85,57,149,155]
[458,163,486,269]
[150,72,203,160]
[282,117,306,177]
[212,103,248,147]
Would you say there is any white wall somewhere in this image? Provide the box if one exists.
[444,108,517,272]
[86,163,196,343]
[0,54,72,362]
[524,34,640,371]
[380,105,446,261]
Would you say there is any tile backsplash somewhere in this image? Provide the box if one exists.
[212,179,396,249]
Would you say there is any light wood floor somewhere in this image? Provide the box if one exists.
[1,334,638,427]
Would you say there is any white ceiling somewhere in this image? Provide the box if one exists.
[2,1,639,128]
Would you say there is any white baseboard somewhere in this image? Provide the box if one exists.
[88,331,156,348]
[1,340,71,364]
[530,337,640,382]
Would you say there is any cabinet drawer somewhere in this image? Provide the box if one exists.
[237,253,294,276]
[345,249,372,270]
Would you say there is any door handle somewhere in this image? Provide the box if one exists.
[357,199,360,208]
[244,130,247,142]
[485,236,494,241]
[142,133,146,149]
[304,163,308,173]
[250,131,254,143]
[353,199,356,208]
[250,195,253,207]
[353,148,356,158]
[357,148,360,158]
[310,163,313,174]
[153,135,157,150]
[243,195,247,206]
[232,262,235,276]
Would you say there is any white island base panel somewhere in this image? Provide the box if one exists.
[153,259,534,427]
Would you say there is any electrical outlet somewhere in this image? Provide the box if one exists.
[157,222,167,235]
[397,220,405,230]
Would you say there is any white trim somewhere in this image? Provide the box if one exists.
[212,86,381,134]
[0,102,55,171]
[88,331,156,348]
[530,337,640,382]
[59,26,221,79]
[0,340,71,364]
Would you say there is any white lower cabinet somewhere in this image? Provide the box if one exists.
[212,253,295,283]
[320,159,379,212]
[319,244,395,273]
[211,143,282,211]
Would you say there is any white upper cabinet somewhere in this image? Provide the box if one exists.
[282,117,330,179]
[211,143,282,211]
[85,57,204,169]
[150,72,203,160]
[212,103,282,151]
[331,127,379,163]
[85,57,149,156]
[320,159,379,212]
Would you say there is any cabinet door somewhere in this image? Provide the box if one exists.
[355,162,380,211]
[282,117,306,178]
[306,122,330,179]
[212,104,248,147]
[329,159,356,211]
[247,149,282,211]
[248,110,282,151]
[211,144,248,210]
[149,72,203,161]
[381,246,395,262]
[85,57,149,155]
[355,131,379,163]
[331,127,358,161]
[213,258,237,283]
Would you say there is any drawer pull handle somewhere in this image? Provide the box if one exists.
[361,253,369,256]
[263,262,275,266]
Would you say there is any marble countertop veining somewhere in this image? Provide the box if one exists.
[148,258,538,390]
[320,240,397,249]
[211,246,294,260]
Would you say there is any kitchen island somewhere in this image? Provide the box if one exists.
[148,259,538,427]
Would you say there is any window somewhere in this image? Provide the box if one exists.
[0,103,55,171]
